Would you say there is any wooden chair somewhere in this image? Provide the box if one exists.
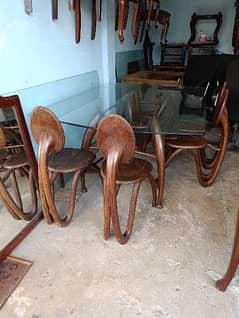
[216,209,239,291]
[165,82,229,187]
[97,114,156,244]
[0,127,37,221]
[30,106,96,227]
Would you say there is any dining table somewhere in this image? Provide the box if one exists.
[121,70,184,88]
[47,82,206,206]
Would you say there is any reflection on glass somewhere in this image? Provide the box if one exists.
[0,100,39,254]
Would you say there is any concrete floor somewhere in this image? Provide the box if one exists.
[1,151,239,318]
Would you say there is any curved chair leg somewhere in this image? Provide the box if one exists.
[103,182,121,241]
[103,178,111,240]
[0,167,37,221]
[152,133,166,208]
[59,173,65,188]
[44,169,82,227]
[216,211,239,291]
[80,172,87,193]
[111,180,142,244]
[80,163,101,193]
[199,112,228,186]
[145,174,157,207]
[10,170,23,210]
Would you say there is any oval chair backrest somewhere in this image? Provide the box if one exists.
[30,106,65,153]
[213,82,228,127]
[97,114,135,164]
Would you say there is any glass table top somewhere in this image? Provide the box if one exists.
[48,83,206,135]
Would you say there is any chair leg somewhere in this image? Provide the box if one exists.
[10,170,23,210]
[103,179,111,240]
[59,173,65,188]
[146,174,157,207]
[111,181,142,244]
[80,163,102,193]
[216,211,239,291]
[80,172,87,193]
[0,169,37,221]
[152,134,165,208]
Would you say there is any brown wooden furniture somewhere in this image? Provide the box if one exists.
[188,12,223,56]
[97,114,156,244]
[121,70,184,87]
[0,128,37,221]
[216,209,239,291]
[0,95,42,263]
[165,82,229,187]
[30,106,96,227]
[117,1,170,45]
[160,43,186,69]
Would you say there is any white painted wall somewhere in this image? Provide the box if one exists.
[0,0,116,94]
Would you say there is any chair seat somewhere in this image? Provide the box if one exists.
[167,135,207,149]
[102,158,153,183]
[3,151,28,169]
[48,148,95,173]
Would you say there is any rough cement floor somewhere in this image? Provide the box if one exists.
[0,151,239,318]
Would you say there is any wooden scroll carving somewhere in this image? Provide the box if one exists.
[233,0,239,54]
[147,0,153,29]
[75,0,81,43]
[91,0,97,40]
[91,0,102,40]
[131,0,140,43]
[117,1,170,45]
[118,0,126,43]
[52,0,58,20]
[188,12,223,45]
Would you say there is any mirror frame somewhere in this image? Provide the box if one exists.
[0,95,43,262]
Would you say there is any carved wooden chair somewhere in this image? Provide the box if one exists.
[30,106,96,227]
[0,127,37,221]
[97,114,156,244]
[165,82,229,187]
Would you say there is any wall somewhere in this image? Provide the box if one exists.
[162,0,235,53]
[115,2,175,78]
[0,0,116,95]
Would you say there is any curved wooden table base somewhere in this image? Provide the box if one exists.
[216,211,239,291]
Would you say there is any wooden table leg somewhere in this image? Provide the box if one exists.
[216,210,239,291]
[152,133,165,208]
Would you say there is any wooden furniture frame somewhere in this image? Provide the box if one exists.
[97,114,156,244]
[188,12,223,46]
[165,83,229,188]
[0,95,43,263]
[117,0,170,44]
[30,106,97,227]
[0,128,37,221]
